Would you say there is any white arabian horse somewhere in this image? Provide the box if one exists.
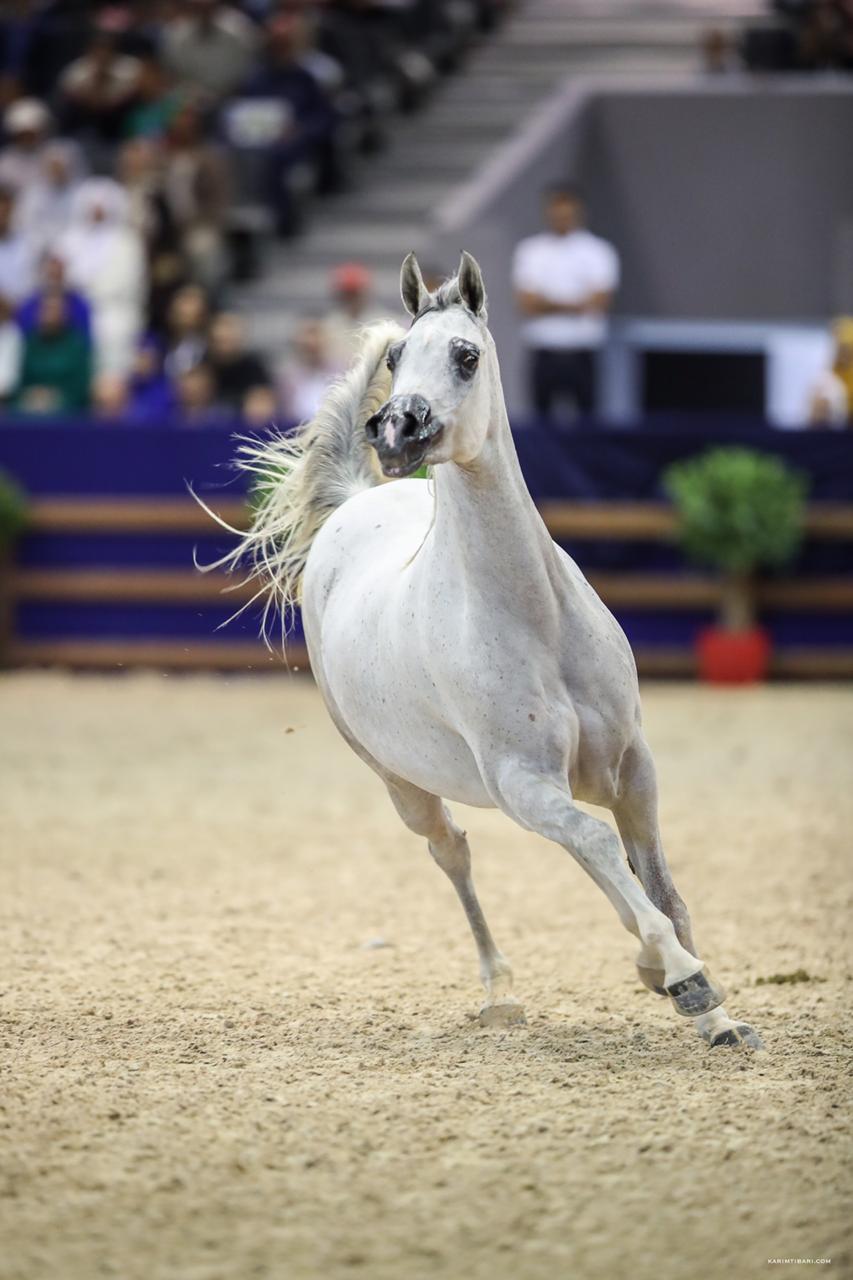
[213,252,761,1050]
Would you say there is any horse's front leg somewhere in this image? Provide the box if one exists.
[490,765,728,1026]
[385,779,526,1028]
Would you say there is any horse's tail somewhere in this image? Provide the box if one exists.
[196,319,404,641]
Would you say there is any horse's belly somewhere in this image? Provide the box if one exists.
[356,705,494,807]
[312,625,494,807]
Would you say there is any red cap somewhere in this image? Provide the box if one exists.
[332,262,371,293]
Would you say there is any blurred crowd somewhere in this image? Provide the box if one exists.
[704,0,853,72]
[0,0,505,423]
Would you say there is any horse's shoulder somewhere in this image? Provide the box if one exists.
[306,480,433,600]
[312,479,426,545]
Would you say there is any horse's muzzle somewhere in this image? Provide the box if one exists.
[365,394,442,478]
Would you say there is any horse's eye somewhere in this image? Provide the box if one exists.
[457,347,480,378]
[386,343,403,372]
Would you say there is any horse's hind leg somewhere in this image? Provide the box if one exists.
[613,739,698,986]
[492,766,730,1018]
[614,739,763,1049]
[385,778,526,1028]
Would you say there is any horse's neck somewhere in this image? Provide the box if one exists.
[429,394,561,606]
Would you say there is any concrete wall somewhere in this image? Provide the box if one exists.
[425,79,853,415]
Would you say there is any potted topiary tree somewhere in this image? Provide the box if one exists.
[0,467,27,665]
[663,447,808,683]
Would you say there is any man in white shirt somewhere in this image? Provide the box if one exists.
[513,182,619,420]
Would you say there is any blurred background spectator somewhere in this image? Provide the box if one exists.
[16,140,86,258]
[59,29,143,155]
[162,282,211,379]
[0,97,58,194]
[0,293,21,403]
[57,177,145,375]
[175,360,226,424]
[207,310,275,418]
[161,99,232,291]
[739,0,853,71]
[0,184,34,306]
[18,251,91,340]
[810,317,853,427]
[92,370,132,420]
[278,314,338,421]
[15,292,92,415]
[325,261,386,368]
[126,336,175,421]
[513,182,619,423]
[124,56,181,140]
[162,1,259,103]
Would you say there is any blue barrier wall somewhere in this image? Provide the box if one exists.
[3,417,853,499]
[1,418,852,657]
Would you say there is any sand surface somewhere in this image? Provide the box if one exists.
[1,674,851,1280]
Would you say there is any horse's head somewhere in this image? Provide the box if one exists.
[365,251,492,478]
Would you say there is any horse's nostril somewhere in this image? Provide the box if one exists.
[365,415,379,441]
[400,413,418,440]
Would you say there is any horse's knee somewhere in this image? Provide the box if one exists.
[428,826,470,879]
[486,765,574,839]
[389,782,468,873]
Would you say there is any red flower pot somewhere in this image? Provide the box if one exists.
[696,626,771,684]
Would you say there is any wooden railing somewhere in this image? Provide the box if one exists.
[6,497,853,677]
[25,496,853,539]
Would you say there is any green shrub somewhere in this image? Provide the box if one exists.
[663,448,808,576]
[0,468,27,546]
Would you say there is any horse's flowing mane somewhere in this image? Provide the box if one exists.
[195,318,404,647]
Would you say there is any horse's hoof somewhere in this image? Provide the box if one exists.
[479,1001,527,1029]
[710,1022,765,1051]
[666,968,726,1018]
[636,963,667,996]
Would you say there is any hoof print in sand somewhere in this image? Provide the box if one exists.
[478,1002,527,1029]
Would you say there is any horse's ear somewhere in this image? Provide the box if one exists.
[400,252,428,317]
[457,251,486,317]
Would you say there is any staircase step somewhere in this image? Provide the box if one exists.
[409,101,540,130]
[435,76,554,105]
[334,183,455,219]
[242,264,405,310]
[289,222,426,264]
[392,117,518,145]
[369,140,493,175]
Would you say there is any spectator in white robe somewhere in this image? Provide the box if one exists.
[16,141,86,259]
[57,178,146,376]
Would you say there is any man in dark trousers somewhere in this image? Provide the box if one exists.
[513,182,619,422]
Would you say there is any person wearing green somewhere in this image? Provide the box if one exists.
[15,293,92,415]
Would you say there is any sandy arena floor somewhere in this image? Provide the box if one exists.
[1,673,851,1280]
